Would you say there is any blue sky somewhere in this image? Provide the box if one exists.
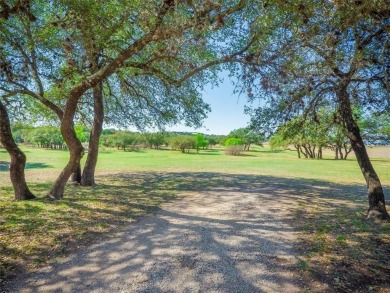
[167,72,251,135]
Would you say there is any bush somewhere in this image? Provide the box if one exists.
[224,138,244,156]
[225,145,244,156]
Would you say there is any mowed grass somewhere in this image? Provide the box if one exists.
[1,145,388,186]
[0,145,390,291]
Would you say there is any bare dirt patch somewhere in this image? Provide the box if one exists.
[2,172,389,292]
[366,146,390,159]
[3,172,306,292]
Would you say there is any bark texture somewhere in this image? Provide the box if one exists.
[81,84,104,186]
[47,91,84,199]
[0,101,35,200]
[338,87,389,220]
[71,162,82,184]
[47,137,84,199]
[46,1,174,198]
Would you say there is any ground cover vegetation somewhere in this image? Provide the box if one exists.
[0,146,389,291]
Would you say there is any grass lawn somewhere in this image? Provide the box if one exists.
[0,145,390,291]
[1,145,389,186]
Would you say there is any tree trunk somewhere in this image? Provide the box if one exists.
[343,143,352,160]
[295,144,301,158]
[302,145,309,158]
[47,93,84,199]
[317,147,322,159]
[338,87,389,219]
[301,145,308,158]
[47,144,83,199]
[338,147,344,160]
[71,162,82,183]
[81,84,104,186]
[0,101,35,200]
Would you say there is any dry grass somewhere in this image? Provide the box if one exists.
[1,146,389,291]
[0,173,182,280]
[294,188,390,293]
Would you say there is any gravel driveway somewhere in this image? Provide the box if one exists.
[6,174,304,292]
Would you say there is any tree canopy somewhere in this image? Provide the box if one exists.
[1,0,253,198]
[1,0,389,219]
[238,0,390,218]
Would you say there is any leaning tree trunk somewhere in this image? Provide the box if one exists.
[81,83,104,186]
[47,94,84,199]
[0,101,35,200]
[338,87,389,220]
[70,162,82,183]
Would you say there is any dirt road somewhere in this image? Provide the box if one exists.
[6,174,304,292]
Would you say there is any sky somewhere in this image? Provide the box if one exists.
[166,72,251,135]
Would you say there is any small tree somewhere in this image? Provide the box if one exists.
[205,135,219,149]
[224,137,244,156]
[169,135,195,153]
[108,131,138,151]
[228,127,264,151]
[27,127,65,150]
[194,133,208,152]
[328,126,353,160]
[143,132,168,149]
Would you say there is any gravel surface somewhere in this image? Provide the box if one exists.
[6,175,304,292]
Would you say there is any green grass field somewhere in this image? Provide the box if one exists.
[1,145,389,188]
[0,145,390,290]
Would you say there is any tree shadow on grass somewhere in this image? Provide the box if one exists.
[253,148,286,153]
[0,161,9,171]
[25,162,52,170]
[237,153,259,157]
[1,172,389,292]
[186,151,221,156]
[0,161,51,172]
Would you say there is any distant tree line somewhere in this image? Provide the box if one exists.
[10,125,230,152]
[101,131,227,152]
[268,111,390,160]
[11,124,89,150]
[10,124,268,156]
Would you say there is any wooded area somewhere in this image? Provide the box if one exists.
[1,1,389,218]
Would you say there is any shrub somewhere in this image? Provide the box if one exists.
[225,145,244,156]
[224,138,244,156]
